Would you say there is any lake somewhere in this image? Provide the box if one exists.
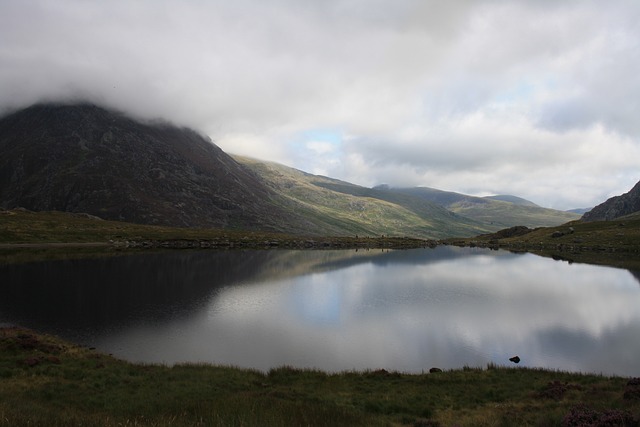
[1,246,639,376]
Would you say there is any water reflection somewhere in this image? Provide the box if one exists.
[1,247,639,376]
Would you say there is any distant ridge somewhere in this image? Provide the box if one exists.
[235,156,492,239]
[382,187,579,228]
[484,195,539,207]
[567,207,591,215]
[237,159,579,233]
[582,180,640,221]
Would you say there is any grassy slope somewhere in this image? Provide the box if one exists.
[1,327,638,427]
[448,199,581,229]
[0,209,247,244]
[394,187,580,228]
[236,156,492,239]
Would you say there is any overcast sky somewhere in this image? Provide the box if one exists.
[1,0,639,210]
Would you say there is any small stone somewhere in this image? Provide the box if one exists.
[46,356,61,364]
[24,357,40,367]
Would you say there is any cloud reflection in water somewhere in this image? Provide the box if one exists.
[96,248,640,376]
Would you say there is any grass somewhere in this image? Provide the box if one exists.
[1,327,639,426]
[447,199,580,229]
[2,207,640,269]
[0,208,431,249]
[444,217,640,270]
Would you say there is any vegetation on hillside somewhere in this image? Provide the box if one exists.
[1,327,639,427]
[237,157,581,236]
[236,156,495,239]
[390,187,580,228]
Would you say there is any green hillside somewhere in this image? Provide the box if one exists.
[236,157,492,239]
[447,199,580,228]
[484,194,539,207]
[392,187,580,228]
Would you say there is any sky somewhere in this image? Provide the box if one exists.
[1,0,639,210]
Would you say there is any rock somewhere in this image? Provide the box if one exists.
[509,356,520,364]
[24,357,40,367]
[46,355,61,364]
[624,377,640,400]
[582,180,640,221]
[562,405,635,426]
[536,381,582,400]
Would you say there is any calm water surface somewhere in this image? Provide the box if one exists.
[1,247,639,376]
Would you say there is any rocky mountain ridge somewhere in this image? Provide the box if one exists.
[582,180,640,221]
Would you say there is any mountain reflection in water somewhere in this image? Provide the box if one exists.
[1,247,639,376]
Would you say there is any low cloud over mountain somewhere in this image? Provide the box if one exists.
[1,1,639,210]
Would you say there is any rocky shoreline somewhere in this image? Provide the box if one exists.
[109,235,439,250]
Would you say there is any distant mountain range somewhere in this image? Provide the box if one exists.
[0,103,583,238]
[373,186,578,229]
[234,156,492,239]
[566,207,592,215]
[582,180,640,221]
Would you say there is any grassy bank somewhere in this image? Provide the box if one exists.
[1,327,639,427]
[0,209,431,252]
[3,208,640,270]
[443,216,640,270]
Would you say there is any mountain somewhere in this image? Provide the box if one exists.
[0,103,304,231]
[484,195,539,207]
[0,103,488,238]
[0,102,579,238]
[582,180,640,221]
[384,187,580,228]
[235,157,492,239]
[566,207,591,215]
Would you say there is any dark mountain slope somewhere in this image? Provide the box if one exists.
[0,103,300,230]
[582,180,640,221]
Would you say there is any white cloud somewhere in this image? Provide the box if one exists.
[1,0,639,210]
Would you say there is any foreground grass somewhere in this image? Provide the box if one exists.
[1,328,639,427]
